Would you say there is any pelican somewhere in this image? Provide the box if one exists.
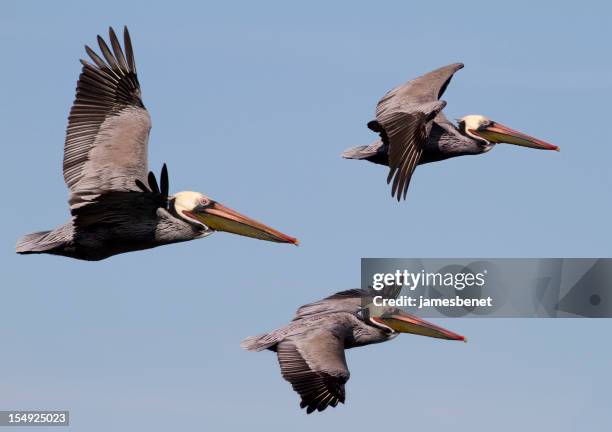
[16,27,298,261]
[242,288,465,413]
[342,63,559,200]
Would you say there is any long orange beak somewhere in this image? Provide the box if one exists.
[372,311,466,342]
[190,202,299,245]
[471,121,559,151]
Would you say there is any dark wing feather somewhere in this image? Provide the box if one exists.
[135,179,149,193]
[384,111,426,200]
[124,29,137,72]
[133,164,169,210]
[277,333,350,414]
[109,27,129,71]
[160,164,169,198]
[147,171,160,194]
[71,164,170,232]
[71,191,162,233]
[376,103,445,200]
[372,63,463,200]
[64,26,151,209]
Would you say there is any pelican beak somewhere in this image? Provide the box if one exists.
[471,121,559,151]
[190,202,299,245]
[373,311,466,342]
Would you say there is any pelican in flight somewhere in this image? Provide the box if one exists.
[242,288,465,413]
[342,63,559,200]
[16,27,298,261]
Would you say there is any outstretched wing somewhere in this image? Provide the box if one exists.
[370,63,463,200]
[376,63,463,112]
[277,327,350,414]
[64,26,151,209]
[293,289,364,320]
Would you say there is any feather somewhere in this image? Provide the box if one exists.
[147,171,160,194]
[108,27,129,72]
[160,163,169,199]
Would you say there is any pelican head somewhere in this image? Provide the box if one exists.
[459,115,559,151]
[364,306,466,342]
[171,191,299,245]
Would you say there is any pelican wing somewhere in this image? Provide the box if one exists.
[277,329,350,414]
[371,63,464,200]
[72,164,170,230]
[293,289,364,320]
[294,287,403,320]
[70,190,162,231]
[376,63,463,112]
[64,27,151,209]
[376,108,438,200]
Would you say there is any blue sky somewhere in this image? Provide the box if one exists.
[1,0,610,430]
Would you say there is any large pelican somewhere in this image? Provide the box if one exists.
[242,288,465,413]
[342,63,559,200]
[16,27,298,261]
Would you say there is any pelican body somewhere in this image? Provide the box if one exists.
[342,63,559,200]
[16,27,297,261]
[242,289,465,414]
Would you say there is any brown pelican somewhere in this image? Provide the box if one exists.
[342,63,559,200]
[242,289,465,413]
[16,27,298,261]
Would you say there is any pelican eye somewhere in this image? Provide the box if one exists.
[197,199,213,209]
[356,307,370,320]
[382,326,394,335]
[478,120,493,130]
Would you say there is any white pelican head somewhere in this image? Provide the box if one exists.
[458,115,559,151]
[171,191,299,245]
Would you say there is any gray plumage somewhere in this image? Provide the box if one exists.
[16,27,208,260]
[242,286,466,413]
[342,63,491,200]
[241,289,398,414]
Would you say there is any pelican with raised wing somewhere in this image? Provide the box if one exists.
[342,63,559,200]
[242,289,465,413]
[16,27,298,261]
